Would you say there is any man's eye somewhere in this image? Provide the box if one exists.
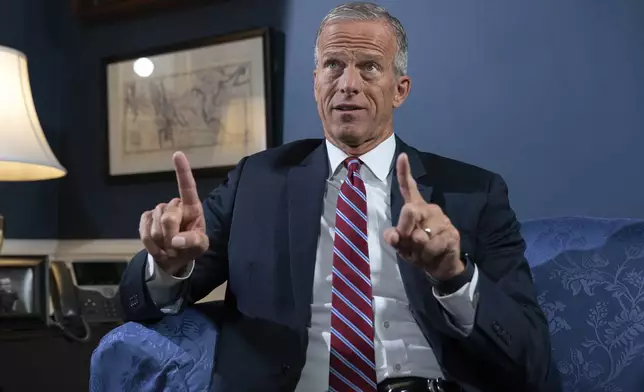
[364,62,378,72]
[325,61,339,69]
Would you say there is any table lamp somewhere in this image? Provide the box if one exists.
[0,46,67,252]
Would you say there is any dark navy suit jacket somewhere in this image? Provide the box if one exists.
[120,137,561,392]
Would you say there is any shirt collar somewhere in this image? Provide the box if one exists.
[325,133,396,183]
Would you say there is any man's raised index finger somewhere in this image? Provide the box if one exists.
[396,153,422,203]
[173,151,200,206]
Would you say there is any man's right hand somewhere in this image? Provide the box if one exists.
[139,151,209,276]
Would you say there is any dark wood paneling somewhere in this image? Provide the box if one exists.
[72,0,229,23]
[0,325,116,392]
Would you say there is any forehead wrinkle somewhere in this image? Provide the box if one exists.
[320,39,388,56]
[321,49,386,63]
[317,21,395,57]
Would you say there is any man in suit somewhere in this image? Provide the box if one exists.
[120,2,560,391]
[0,277,19,314]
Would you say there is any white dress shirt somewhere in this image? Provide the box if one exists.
[145,134,479,391]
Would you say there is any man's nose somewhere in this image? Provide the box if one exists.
[339,66,361,96]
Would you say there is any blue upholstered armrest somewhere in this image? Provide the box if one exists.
[522,217,644,392]
[89,305,220,392]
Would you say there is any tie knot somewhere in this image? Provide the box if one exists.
[344,157,362,173]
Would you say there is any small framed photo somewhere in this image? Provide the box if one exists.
[104,28,276,179]
[0,256,49,324]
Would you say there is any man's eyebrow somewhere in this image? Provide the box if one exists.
[358,53,385,62]
[320,51,345,59]
[321,51,385,61]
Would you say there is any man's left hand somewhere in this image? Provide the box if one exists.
[383,153,465,281]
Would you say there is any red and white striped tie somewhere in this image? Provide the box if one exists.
[328,157,377,392]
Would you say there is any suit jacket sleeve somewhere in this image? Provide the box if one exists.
[436,174,553,391]
[119,157,247,322]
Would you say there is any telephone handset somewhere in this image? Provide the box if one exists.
[49,261,91,343]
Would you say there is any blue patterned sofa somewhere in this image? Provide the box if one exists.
[90,217,644,392]
[523,217,644,392]
[89,304,221,391]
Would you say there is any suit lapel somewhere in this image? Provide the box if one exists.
[391,137,444,321]
[287,142,328,328]
[391,137,432,226]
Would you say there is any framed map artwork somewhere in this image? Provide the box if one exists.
[104,28,275,178]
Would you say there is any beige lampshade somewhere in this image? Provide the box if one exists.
[0,46,66,181]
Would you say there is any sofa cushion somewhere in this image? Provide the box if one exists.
[89,307,218,392]
[522,217,644,392]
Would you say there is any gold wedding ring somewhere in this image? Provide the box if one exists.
[424,227,432,237]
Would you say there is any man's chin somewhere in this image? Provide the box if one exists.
[333,128,369,148]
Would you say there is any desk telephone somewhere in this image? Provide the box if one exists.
[49,260,127,342]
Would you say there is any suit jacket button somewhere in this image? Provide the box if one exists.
[281,364,291,374]
[129,295,139,308]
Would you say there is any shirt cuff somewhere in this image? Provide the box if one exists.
[145,253,194,282]
[433,265,480,335]
[145,253,194,312]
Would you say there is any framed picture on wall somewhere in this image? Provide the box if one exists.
[104,28,276,179]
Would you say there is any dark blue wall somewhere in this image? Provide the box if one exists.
[283,0,644,221]
[0,0,65,238]
[2,0,643,239]
[55,0,286,238]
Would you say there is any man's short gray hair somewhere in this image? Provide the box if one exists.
[314,2,408,76]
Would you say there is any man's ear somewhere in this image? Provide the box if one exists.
[313,69,319,102]
[392,75,411,108]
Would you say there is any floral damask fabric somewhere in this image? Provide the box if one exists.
[522,217,644,392]
[89,307,218,392]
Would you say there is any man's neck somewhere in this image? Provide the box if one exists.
[328,131,394,157]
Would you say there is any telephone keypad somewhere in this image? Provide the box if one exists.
[77,288,122,323]
[102,299,119,318]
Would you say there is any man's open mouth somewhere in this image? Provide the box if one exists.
[334,104,364,111]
